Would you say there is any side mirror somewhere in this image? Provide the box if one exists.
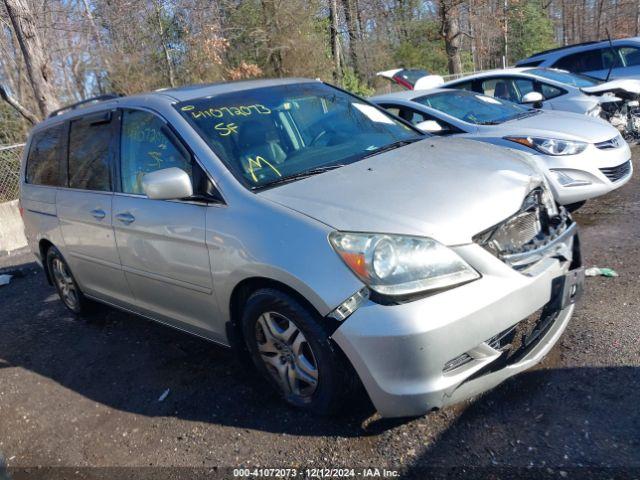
[416,119,444,133]
[142,167,193,200]
[521,91,544,105]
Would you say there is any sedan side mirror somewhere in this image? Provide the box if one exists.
[416,119,444,133]
[521,91,544,106]
[142,167,193,200]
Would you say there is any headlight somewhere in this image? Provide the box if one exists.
[505,136,588,156]
[587,105,602,117]
[329,232,480,296]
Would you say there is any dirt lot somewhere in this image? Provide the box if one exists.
[0,150,639,479]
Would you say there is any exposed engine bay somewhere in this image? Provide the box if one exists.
[582,80,640,143]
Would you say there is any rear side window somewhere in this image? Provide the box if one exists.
[26,125,64,186]
[618,46,640,67]
[554,48,620,73]
[450,80,474,91]
[68,114,114,191]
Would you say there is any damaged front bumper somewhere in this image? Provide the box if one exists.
[332,230,582,418]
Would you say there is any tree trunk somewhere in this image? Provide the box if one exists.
[329,0,342,82]
[261,0,284,76]
[2,0,59,118]
[342,0,359,76]
[154,0,177,88]
[439,0,463,75]
[81,0,112,93]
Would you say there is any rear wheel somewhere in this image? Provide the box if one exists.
[241,288,358,415]
[46,246,96,315]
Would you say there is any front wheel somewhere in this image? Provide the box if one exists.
[241,288,359,415]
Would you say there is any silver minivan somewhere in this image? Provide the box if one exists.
[20,79,584,418]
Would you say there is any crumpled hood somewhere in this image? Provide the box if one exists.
[581,78,640,96]
[260,138,541,245]
[504,110,618,143]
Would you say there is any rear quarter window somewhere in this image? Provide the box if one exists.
[26,124,64,187]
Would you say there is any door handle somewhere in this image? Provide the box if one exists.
[115,212,135,225]
[90,209,106,220]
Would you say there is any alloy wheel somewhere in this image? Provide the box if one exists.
[51,258,79,310]
[255,311,319,399]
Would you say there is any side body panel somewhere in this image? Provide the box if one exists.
[112,195,223,339]
[56,189,131,304]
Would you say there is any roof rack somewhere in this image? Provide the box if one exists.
[525,40,606,59]
[48,93,123,118]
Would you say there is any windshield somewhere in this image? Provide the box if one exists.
[414,90,531,125]
[176,82,420,189]
[528,68,601,87]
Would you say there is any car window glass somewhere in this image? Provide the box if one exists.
[481,78,519,102]
[528,68,600,87]
[451,80,474,91]
[68,116,113,191]
[514,79,535,97]
[26,125,64,186]
[175,82,419,189]
[555,49,605,72]
[540,83,563,99]
[618,46,640,67]
[414,90,528,125]
[120,110,193,195]
[386,106,428,125]
[602,48,622,69]
[517,59,543,67]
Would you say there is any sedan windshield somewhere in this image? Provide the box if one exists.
[528,68,601,87]
[414,90,531,125]
[176,82,421,189]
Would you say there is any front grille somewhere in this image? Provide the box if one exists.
[442,306,561,375]
[474,188,573,271]
[600,160,631,182]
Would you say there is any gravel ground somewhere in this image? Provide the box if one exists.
[0,150,638,479]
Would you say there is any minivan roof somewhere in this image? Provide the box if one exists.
[36,77,319,129]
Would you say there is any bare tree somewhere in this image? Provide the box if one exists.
[329,0,342,81]
[439,0,465,74]
[342,0,360,76]
[2,0,59,118]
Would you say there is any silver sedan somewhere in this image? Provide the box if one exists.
[372,88,632,207]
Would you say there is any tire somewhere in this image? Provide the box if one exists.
[46,246,96,316]
[241,288,358,416]
[566,201,586,213]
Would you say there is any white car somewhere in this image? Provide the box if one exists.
[372,88,632,207]
[442,67,640,141]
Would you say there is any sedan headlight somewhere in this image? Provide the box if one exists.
[587,104,603,117]
[329,232,480,296]
[505,136,588,156]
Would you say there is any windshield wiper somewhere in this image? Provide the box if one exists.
[506,110,541,122]
[256,164,346,189]
[361,137,423,159]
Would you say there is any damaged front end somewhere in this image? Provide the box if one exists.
[582,82,640,142]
